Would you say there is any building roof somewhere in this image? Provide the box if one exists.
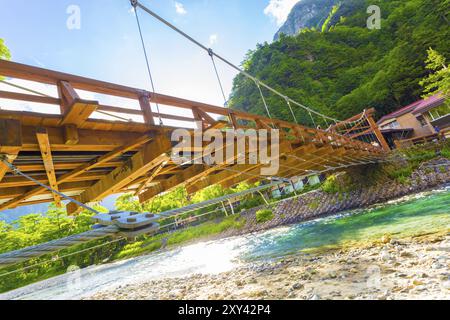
[377,94,445,125]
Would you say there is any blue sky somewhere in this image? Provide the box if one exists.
[0,0,299,106]
[0,0,300,216]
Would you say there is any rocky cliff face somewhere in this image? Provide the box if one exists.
[273,0,360,40]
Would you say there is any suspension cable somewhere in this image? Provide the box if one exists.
[208,48,228,107]
[308,111,317,128]
[285,97,298,124]
[129,0,340,123]
[131,3,163,126]
[96,110,132,122]
[0,158,100,215]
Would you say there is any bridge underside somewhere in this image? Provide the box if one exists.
[0,60,386,214]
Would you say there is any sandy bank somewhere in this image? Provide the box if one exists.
[88,233,450,300]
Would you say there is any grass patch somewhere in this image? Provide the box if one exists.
[166,215,245,246]
[115,214,245,259]
[256,209,274,223]
[308,200,320,210]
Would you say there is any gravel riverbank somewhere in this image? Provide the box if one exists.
[88,233,450,300]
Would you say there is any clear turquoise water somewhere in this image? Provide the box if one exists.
[2,187,449,300]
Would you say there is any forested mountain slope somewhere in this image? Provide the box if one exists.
[274,0,363,40]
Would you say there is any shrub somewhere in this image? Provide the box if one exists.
[386,165,413,183]
[256,209,274,223]
[442,146,450,159]
[238,196,265,211]
[308,200,320,210]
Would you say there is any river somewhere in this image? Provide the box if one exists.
[1,186,449,300]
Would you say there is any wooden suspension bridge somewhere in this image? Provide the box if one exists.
[0,59,389,215]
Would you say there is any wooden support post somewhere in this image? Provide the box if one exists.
[193,107,215,125]
[139,93,155,126]
[0,119,22,183]
[366,111,390,152]
[0,133,155,212]
[63,124,79,145]
[58,81,98,126]
[58,80,78,115]
[229,111,239,129]
[66,196,82,216]
[68,135,172,214]
[0,154,17,183]
[36,128,61,207]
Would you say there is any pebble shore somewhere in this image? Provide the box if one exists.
[88,233,450,300]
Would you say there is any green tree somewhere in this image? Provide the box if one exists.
[420,48,450,103]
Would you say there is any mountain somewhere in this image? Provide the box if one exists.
[0,194,121,224]
[230,0,449,123]
[274,0,363,41]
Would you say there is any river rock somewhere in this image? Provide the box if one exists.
[292,283,304,290]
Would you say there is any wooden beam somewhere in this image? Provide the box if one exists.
[138,164,209,203]
[134,162,167,196]
[58,81,98,126]
[0,181,94,200]
[63,124,79,145]
[36,128,62,207]
[69,135,172,214]
[0,171,105,188]
[20,126,153,152]
[193,107,215,125]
